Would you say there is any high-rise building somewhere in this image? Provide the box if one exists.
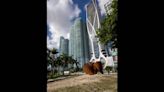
[69,18,90,68]
[86,0,100,59]
[104,1,112,15]
[64,39,69,55]
[85,0,107,63]
[82,21,90,63]
[69,26,74,58]
[59,36,69,55]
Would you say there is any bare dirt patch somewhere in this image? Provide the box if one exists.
[47,73,117,92]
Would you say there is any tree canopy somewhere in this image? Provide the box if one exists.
[96,0,117,47]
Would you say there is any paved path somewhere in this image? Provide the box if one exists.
[47,72,85,83]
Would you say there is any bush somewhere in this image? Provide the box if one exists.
[105,66,113,74]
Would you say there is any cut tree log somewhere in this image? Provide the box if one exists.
[83,62,103,75]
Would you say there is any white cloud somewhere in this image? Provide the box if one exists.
[47,0,81,49]
[66,33,70,39]
[97,0,111,15]
[47,24,60,49]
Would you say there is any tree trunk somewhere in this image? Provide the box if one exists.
[76,63,79,72]
[52,54,56,77]
[57,66,60,76]
[51,64,54,78]
[105,44,109,56]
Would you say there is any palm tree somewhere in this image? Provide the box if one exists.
[55,56,63,75]
[67,55,75,72]
[51,48,58,76]
[61,55,80,72]
[60,53,75,75]
[47,48,52,65]
[47,48,58,77]
[73,59,79,72]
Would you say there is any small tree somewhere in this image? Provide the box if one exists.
[105,66,112,75]
[96,0,118,48]
[68,55,79,72]
[55,56,63,76]
[68,56,75,72]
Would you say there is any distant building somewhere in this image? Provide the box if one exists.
[59,36,69,55]
[104,0,112,15]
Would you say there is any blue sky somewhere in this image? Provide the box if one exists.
[72,0,90,21]
[47,0,110,49]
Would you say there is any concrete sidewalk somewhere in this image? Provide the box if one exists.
[47,74,83,83]
[48,76,73,83]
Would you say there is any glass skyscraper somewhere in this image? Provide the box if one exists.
[59,36,69,55]
[69,18,90,68]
